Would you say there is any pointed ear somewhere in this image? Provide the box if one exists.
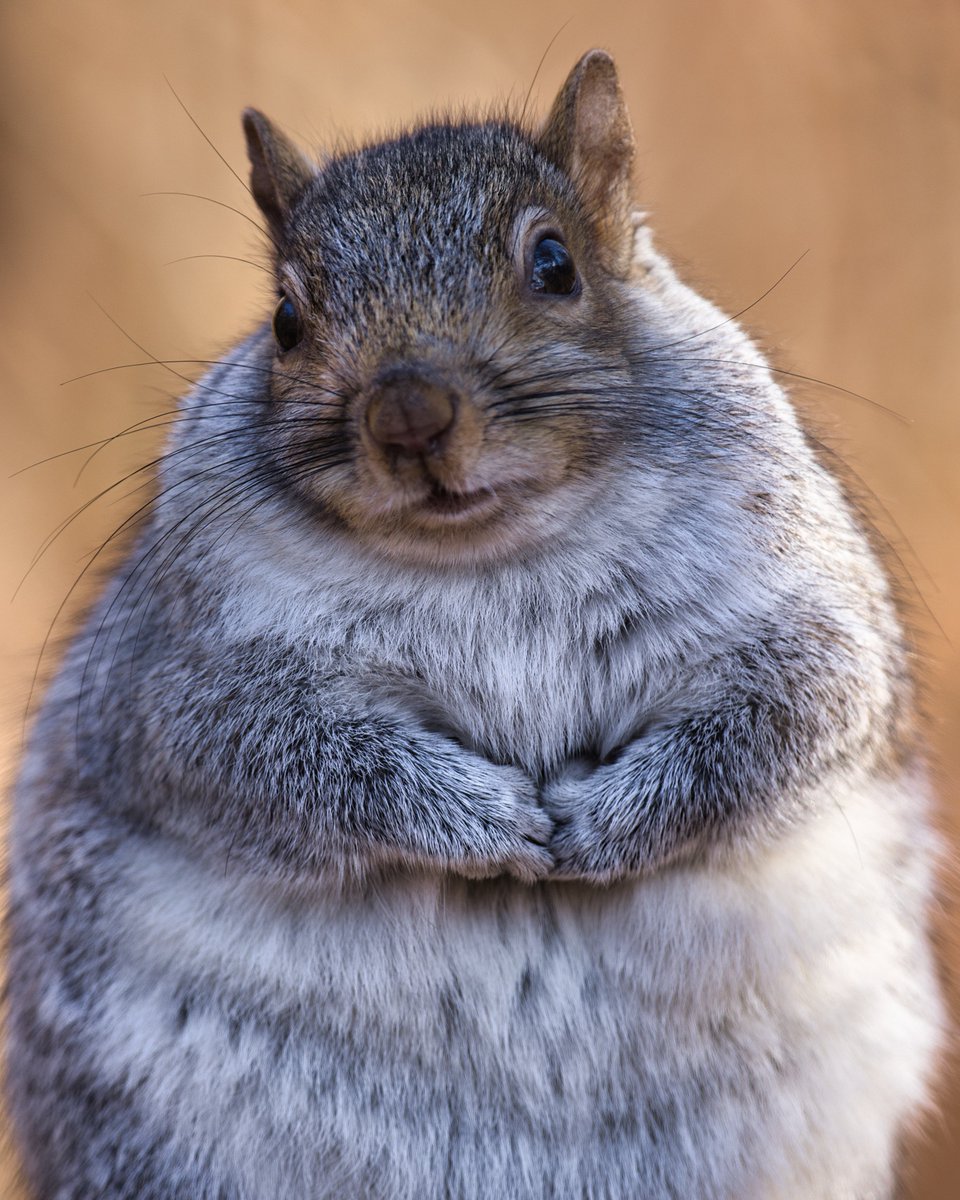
[242,108,314,244]
[539,51,636,275]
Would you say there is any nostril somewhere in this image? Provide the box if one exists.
[366,384,457,455]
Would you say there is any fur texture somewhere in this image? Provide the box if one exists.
[6,51,944,1199]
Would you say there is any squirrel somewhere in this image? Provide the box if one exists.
[5,49,945,1199]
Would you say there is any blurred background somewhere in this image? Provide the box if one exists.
[1,0,957,1195]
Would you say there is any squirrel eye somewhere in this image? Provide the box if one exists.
[272,294,303,352]
[529,236,578,296]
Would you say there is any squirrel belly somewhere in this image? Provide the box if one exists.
[8,763,941,1199]
[6,49,944,1200]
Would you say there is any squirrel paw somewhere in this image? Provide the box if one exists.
[541,762,627,885]
[466,769,555,884]
[420,754,555,884]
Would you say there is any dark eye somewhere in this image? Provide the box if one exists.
[272,295,303,352]
[529,236,578,296]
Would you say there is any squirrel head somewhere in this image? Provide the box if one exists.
[241,51,643,566]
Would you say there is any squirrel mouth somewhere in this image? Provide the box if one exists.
[419,483,500,521]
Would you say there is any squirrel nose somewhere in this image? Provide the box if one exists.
[365,369,457,455]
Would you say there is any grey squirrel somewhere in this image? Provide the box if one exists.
[5,48,945,1198]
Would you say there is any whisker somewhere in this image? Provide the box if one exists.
[120,450,354,683]
[799,430,947,641]
[165,253,272,275]
[62,356,349,403]
[141,190,278,251]
[163,75,252,198]
[653,353,911,426]
[488,386,623,411]
[479,348,574,391]
[18,414,350,593]
[83,444,353,712]
[496,403,634,423]
[46,390,325,485]
[643,250,810,355]
[13,421,176,477]
[519,22,571,127]
[71,375,347,481]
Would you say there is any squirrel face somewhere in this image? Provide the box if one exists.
[242,53,646,566]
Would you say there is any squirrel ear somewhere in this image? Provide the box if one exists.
[242,109,314,244]
[539,51,635,275]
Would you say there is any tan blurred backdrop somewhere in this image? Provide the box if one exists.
[1,1,957,1195]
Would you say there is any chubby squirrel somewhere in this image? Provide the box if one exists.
[6,50,945,1199]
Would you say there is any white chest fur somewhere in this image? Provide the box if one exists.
[213,485,765,779]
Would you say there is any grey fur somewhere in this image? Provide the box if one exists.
[6,52,944,1200]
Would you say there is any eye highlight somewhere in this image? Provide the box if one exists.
[272,294,303,352]
[529,236,579,297]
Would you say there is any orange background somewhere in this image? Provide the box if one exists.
[1,1,957,1195]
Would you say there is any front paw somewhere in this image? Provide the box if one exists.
[438,761,555,885]
[541,765,622,885]
[478,769,556,884]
